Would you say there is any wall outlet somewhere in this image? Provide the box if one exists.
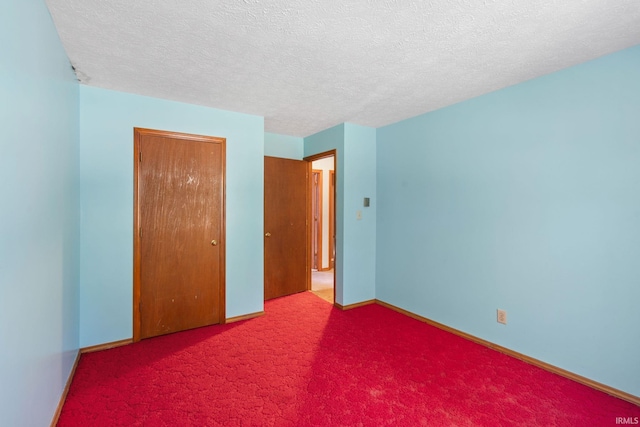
[497,309,507,325]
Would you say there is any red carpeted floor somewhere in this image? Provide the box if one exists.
[58,292,639,426]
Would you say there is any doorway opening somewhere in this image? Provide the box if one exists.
[304,151,336,305]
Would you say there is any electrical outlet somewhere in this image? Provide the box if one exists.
[497,309,507,325]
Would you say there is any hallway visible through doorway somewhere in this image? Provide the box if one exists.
[306,151,336,305]
[311,269,333,304]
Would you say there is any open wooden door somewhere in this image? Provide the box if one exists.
[311,170,323,270]
[329,169,336,269]
[264,156,309,300]
[134,128,225,340]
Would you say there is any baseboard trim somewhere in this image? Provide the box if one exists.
[81,338,133,354]
[226,311,264,324]
[48,299,638,426]
[50,350,80,427]
[51,339,133,424]
[334,299,376,310]
[375,299,640,407]
[50,314,266,425]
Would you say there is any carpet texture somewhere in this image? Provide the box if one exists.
[58,292,639,426]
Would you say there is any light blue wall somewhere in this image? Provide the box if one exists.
[79,86,264,347]
[304,123,377,306]
[343,124,377,304]
[0,1,80,425]
[376,45,640,396]
[264,132,304,159]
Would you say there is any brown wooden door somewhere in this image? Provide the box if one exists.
[329,169,336,269]
[311,170,322,270]
[264,156,309,300]
[134,128,225,340]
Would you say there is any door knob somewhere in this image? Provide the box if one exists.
[211,240,218,246]
[265,232,271,237]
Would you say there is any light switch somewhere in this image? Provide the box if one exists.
[356,210,362,220]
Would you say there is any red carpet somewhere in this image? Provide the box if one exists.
[58,292,639,426]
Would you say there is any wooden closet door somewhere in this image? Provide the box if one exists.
[134,128,225,340]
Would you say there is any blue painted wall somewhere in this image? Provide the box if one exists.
[79,86,264,347]
[0,1,80,425]
[264,132,304,160]
[376,45,640,396]
[304,123,377,306]
[343,124,377,304]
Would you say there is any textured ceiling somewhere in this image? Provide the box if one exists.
[45,0,640,137]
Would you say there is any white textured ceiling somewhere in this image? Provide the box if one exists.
[45,0,640,137]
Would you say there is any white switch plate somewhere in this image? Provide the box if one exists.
[356,210,362,220]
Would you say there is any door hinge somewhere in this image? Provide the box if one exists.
[139,152,142,162]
